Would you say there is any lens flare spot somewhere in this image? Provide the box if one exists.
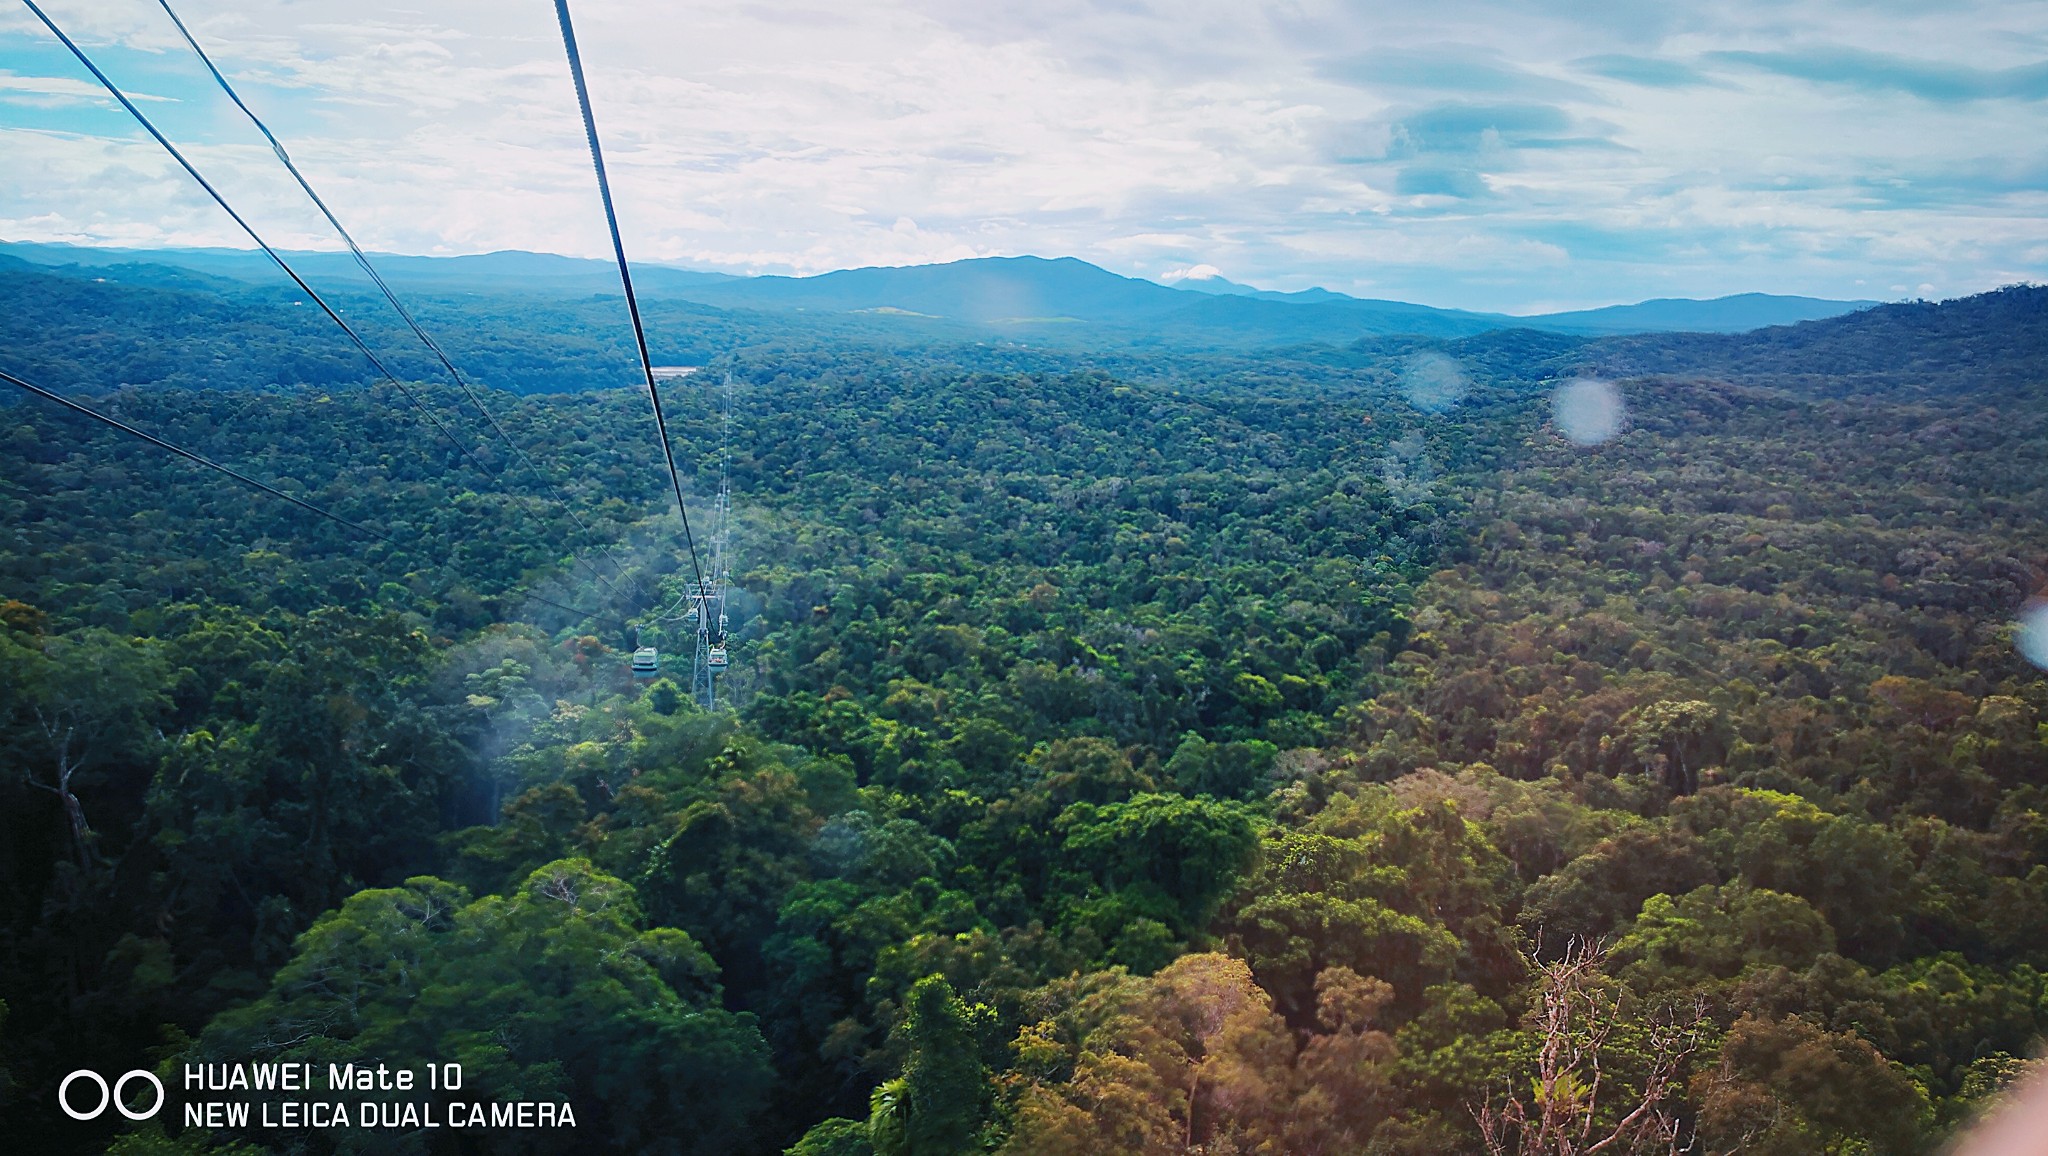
[2017,600,2048,671]
[1401,352,1468,414]
[1552,378,1625,446]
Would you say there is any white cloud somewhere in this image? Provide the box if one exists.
[0,70,176,103]
[0,0,2042,309]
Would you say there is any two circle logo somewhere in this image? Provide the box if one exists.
[60,1070,165,1121]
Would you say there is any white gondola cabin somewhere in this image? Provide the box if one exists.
[631,646,660,679]
[707,644,729,670]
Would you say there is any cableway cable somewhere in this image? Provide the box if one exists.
[552,0,710,609]
[31,0,629,611]
[2,369,606,622]
[25,2,632,633]
[523,592,622,626]
[152,0,644,604]
[0,367,392,544]
[23,0,507,493]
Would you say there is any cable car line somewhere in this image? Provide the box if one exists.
[691,370,735,704]
[5,364,608,628]
[152,0,645,605]
[0,367,393,544]
[552,0,710,610]
[25,1,691,668]
[520,591,612,625]
[23,0,506,492]
[28,0,632,607]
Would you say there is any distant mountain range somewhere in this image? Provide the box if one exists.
[0,242,738,298]
[0,240,1875,346]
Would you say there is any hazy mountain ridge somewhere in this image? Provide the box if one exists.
[2,241,1872,343]
[0,252,2027,400]
[0,241,738,298]
[1586,283,2048,397]
[1528,292,1879,335]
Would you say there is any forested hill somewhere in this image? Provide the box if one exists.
[7,252,2028,405]
[1588,283,2048,397]
[0,256,1003,394]
[1,276,2047,1154]
[3,255,1916,398]
[4,242,1873,340]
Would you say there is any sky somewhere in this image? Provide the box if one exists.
[1,0,2045,312]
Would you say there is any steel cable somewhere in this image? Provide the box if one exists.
[152,0,645,604]
[552,0,710,607]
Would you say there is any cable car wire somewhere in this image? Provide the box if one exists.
[0,367,393,544]
[520,591,613,625]
[31,0,631,609]
[152,0,644,604]
[23,2,637,641]
[3,366,607,623]
[23,0,504,489]
[552,0,709,606]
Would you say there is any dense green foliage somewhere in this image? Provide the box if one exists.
[2,271,2046,1154]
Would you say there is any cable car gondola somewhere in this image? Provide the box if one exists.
[706,644,729,670]
[631,646,660,679]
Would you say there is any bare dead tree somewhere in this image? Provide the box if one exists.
[18,632,163,875]
[1473,938,1709,1156]
[27,705,96,868]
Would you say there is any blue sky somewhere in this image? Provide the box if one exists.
[2,0,2044,312]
